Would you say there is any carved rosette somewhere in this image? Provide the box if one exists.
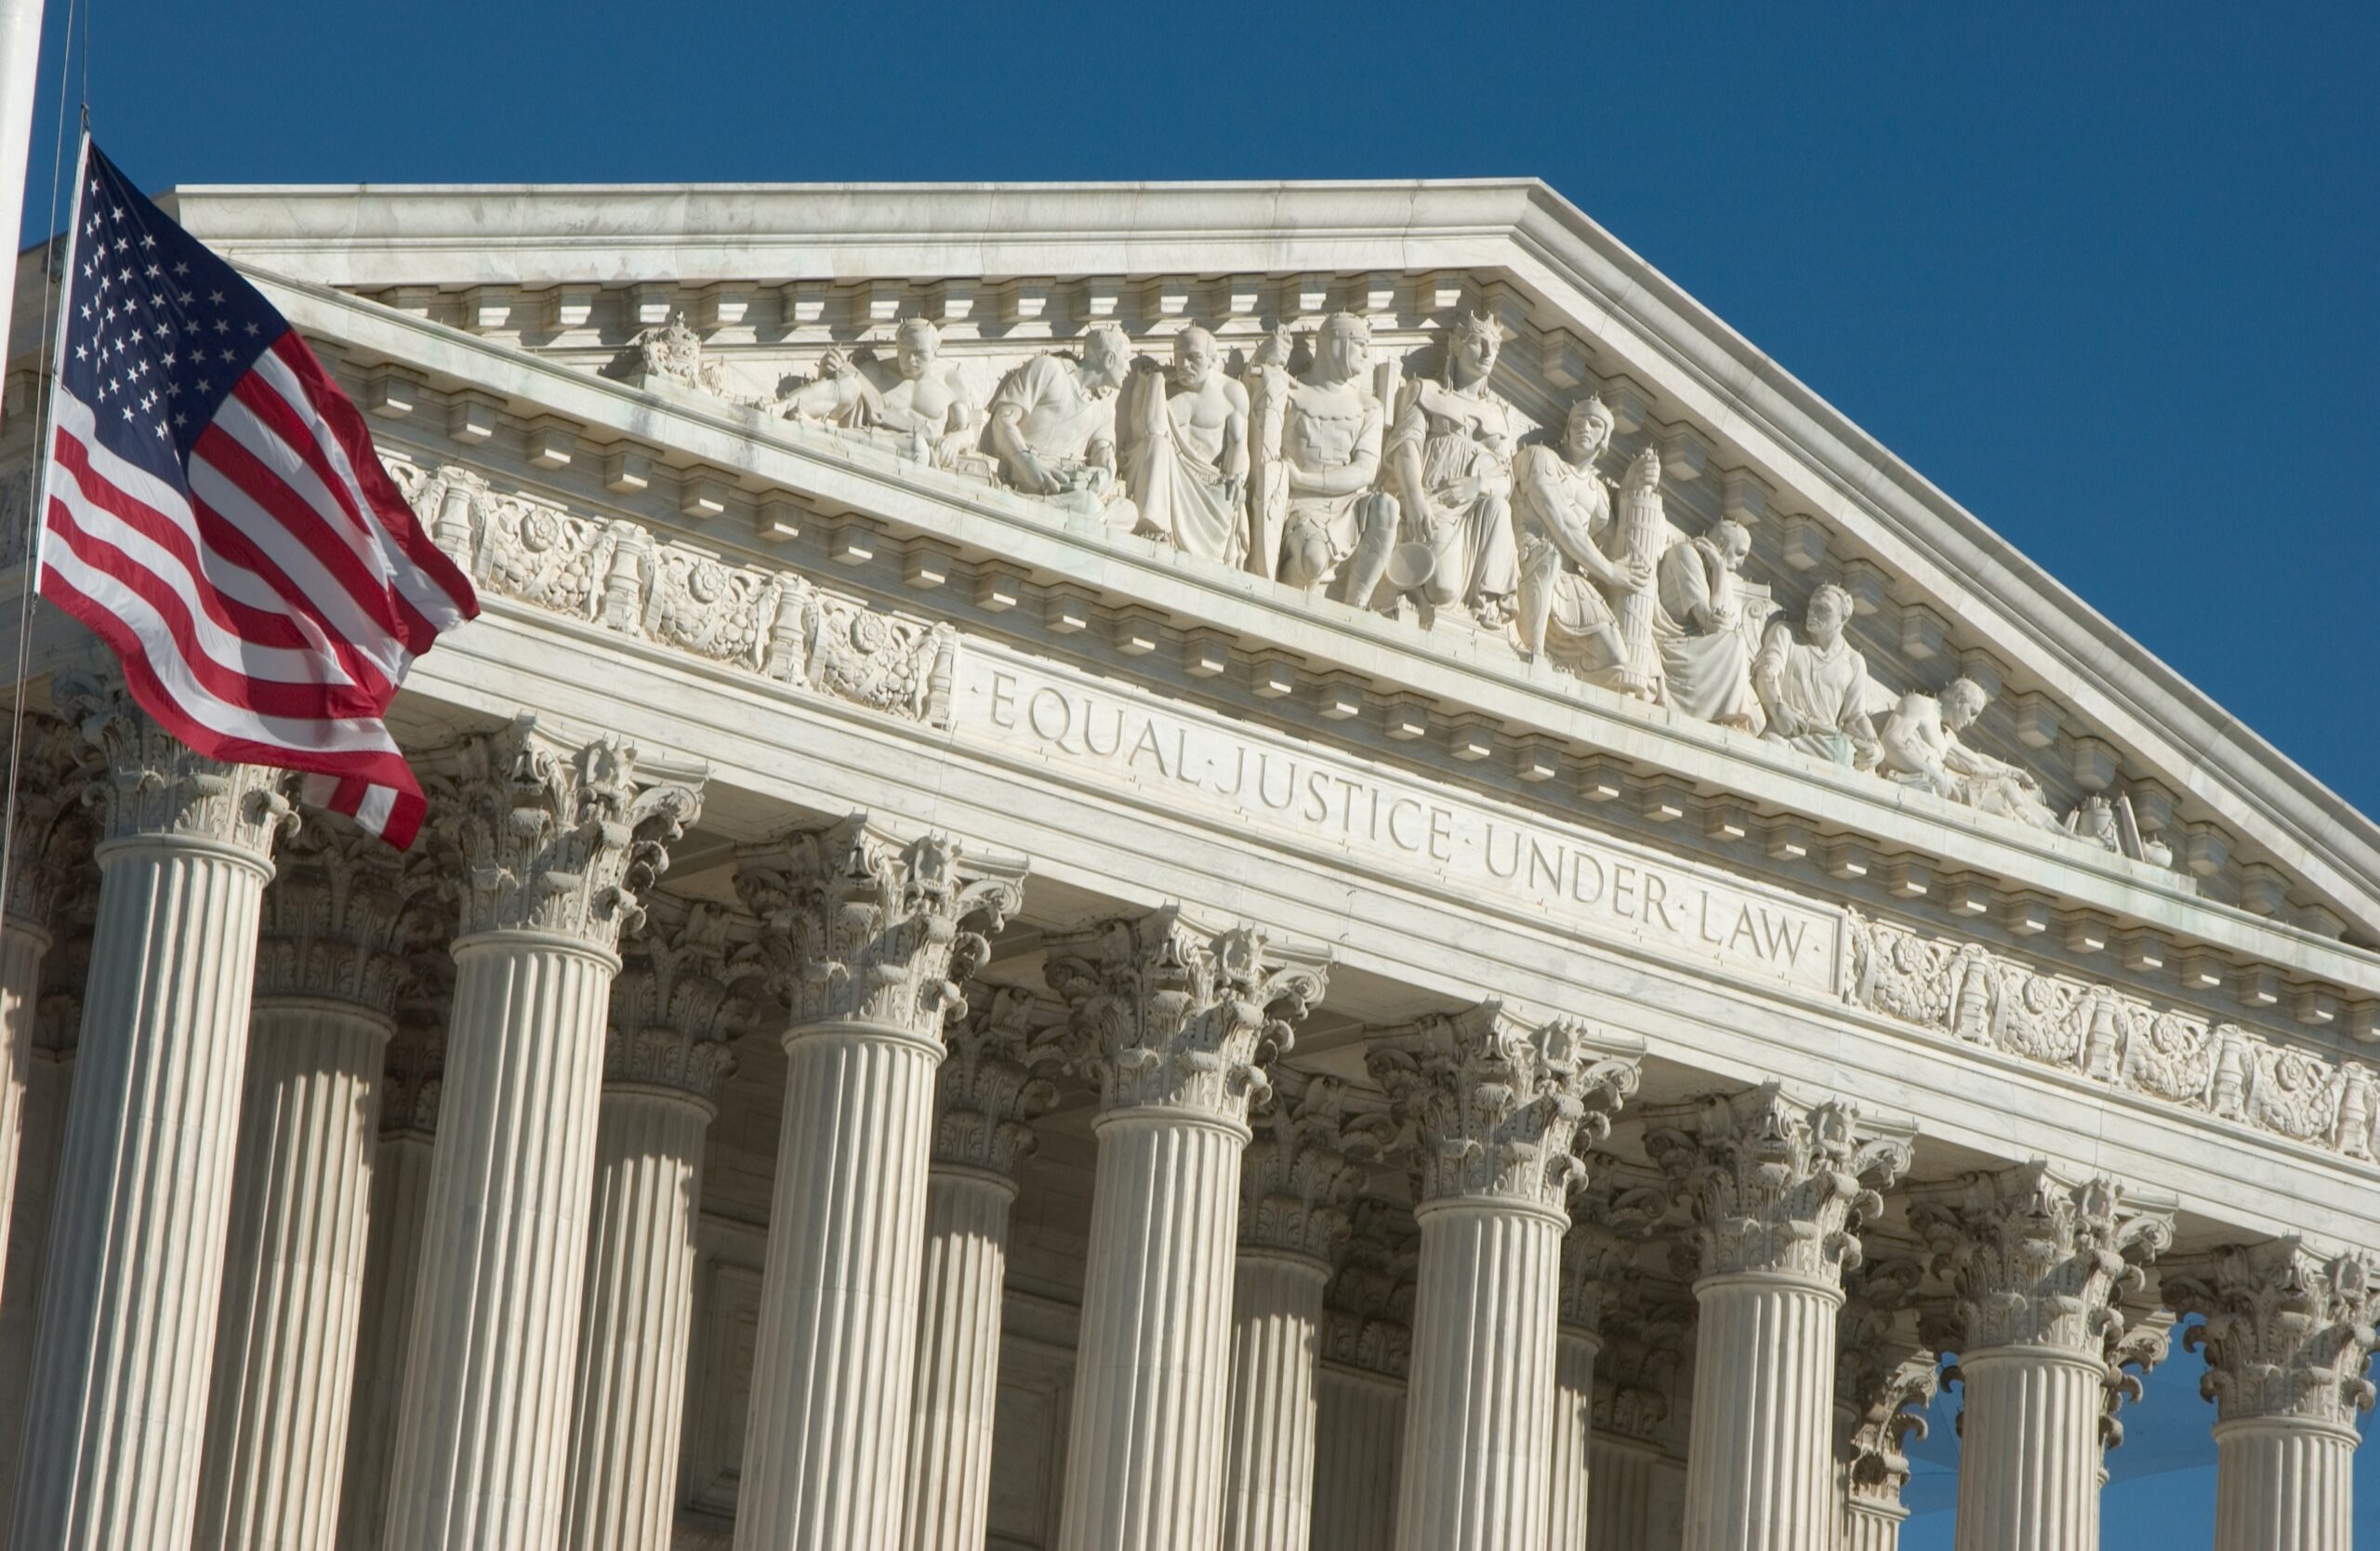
[1644,1083,1913,1285]
[735,815,1027,1041]
[1319,1197,1419,1377]
[53,669,296,855]
[603,902,746,1103]
[2,712,97,930]
[1365,1002,1640,1215]
[1238,1070,1367,1263]
[1912,1163,2174,1357]
[1043,906,1327,1125]
[2166,1238,2380,1429]
[932,984,1065,1174]
[1836,1256,1937,1508]
[252,817,436,1015]
[430,717,702,951]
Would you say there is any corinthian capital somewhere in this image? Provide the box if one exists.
[1239,1070,1368,1262]
[432,717,703,949]
[1644,1083,1913,1285]
[1321,1197,1419,1377]
[2166,1237,2380,1429]
[53,669,295,856]
[1043,906,1327,1124]
[1836,1256,1937,1510]
[932,984,1065,1174]
[1365,1001,1641,1214]
[1911,1161,2174,1356]
[2,712,96,930]
[604,901,746,1102]
[381,988,447,1139]
[735,815,1027,1040]
[253,816,440,1014]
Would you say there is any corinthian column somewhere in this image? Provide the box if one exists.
[731,818,1027,1551]
[1585,1293,1691,1551]
[1044,907,1328,1551]
[1548,1200,1635,1551]
[0,939,84,1538]
[902,986,1063,1551]
[0,713,88,1300]
[562,904,743,1551]
[1645,1083,1913,1551]
[1834,1259,1939,1551]
[335,1001,444,1551]
[1368,1002,1642,1551]
[1312,1198,1417,1551]
[194,819,428,1551]
[1912,1162,2174,1551]
[383,720,703,1551]
[1221,1070,1364,1551]
[2166,1238,2380,1551]
[7,671,295,1551]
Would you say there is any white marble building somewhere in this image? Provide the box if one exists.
[0,179,2375,1551]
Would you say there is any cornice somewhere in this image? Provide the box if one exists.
[222,274,2377,1014]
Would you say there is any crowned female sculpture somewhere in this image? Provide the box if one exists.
[1384,313,1520,626]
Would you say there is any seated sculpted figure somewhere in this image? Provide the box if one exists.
[1119,325,1249,565]
[1753,582,1882,768]
[774,346,881,428]
[1386,312,1519,625]
[873,318,979,465]
[1513,395,1647,678]
[1654,518,1763,732]
[1266,313,1398,607]
[1879,677,2062,829]
[984,324,1138,527]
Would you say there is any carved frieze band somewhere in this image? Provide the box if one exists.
[387,458,958,728]
[1846,908,2380,1165]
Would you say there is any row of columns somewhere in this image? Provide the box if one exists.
[0,678,2373,1551]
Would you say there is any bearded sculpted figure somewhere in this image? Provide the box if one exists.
[1514,394,1649,680]
[984,323,1139,528]
[1118,325,1250,565]
[1266,312,1398,608]
[1653,517,1764,732]
[1754,582,1883,769]
[1880,677,2061,829]
[1384,312,1520,625]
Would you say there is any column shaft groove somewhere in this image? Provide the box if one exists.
[1951,1347,2107,1551]
[1681,1273,1842,1551]
[1220,1249,1331,1551]
[901,1167,1019,1551]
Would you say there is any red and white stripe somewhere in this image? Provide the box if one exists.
[39,331,476,847]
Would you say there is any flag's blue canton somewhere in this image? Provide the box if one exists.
[59,143,286,489]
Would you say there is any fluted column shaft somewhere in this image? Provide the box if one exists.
[1221,1248,1332,1551]
[1681,1272,1842,1551]
[7,833,275,1550]
[902,1166,1020,1551]
[336,1124,436,1550]
[193,1001,391,1551]
[0,918,49,1308]
[1311,1366,1404,1551]
[1588,1434,1666,1549]
[736,1017,943,1550]
[1844,1496,1911,1551]
[1395,1200,1563,1551]
[1547,1328,1599,1550]
[2213,1418,2355,1551]
[1952,1346,2107,1551]
[562,1085,713,1551]
[383,935,618,1549]
[1060,1107,1248,1551]
[0,1003,71,1534]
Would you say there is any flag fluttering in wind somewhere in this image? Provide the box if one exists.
[35,137,476,847]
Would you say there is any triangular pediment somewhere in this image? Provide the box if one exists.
[8,179,2374,1006]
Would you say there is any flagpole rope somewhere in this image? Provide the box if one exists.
[0,0,88,933]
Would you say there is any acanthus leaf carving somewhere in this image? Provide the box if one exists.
[605,899,747,1101]
[1911,1161,2173,1360]
[1,711,99,931]
[429,716,703,950]
[734,815,1027,1041]
[1644,1082,1912,1285]
[2166,1237,2380,1429]
[1835,1255,1937,1509]
[932,983,1066,1174]
[1238,1069,1368,1263]
[1319,1196,1419,1378]
[253,813,443,1014]
[53,669,296,855]
[1363,1001,1640,1213]
[1043,905,1326,1125]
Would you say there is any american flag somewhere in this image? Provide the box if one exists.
[35,137,476,847]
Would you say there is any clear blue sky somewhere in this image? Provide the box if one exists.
[17,0,2375,1532]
